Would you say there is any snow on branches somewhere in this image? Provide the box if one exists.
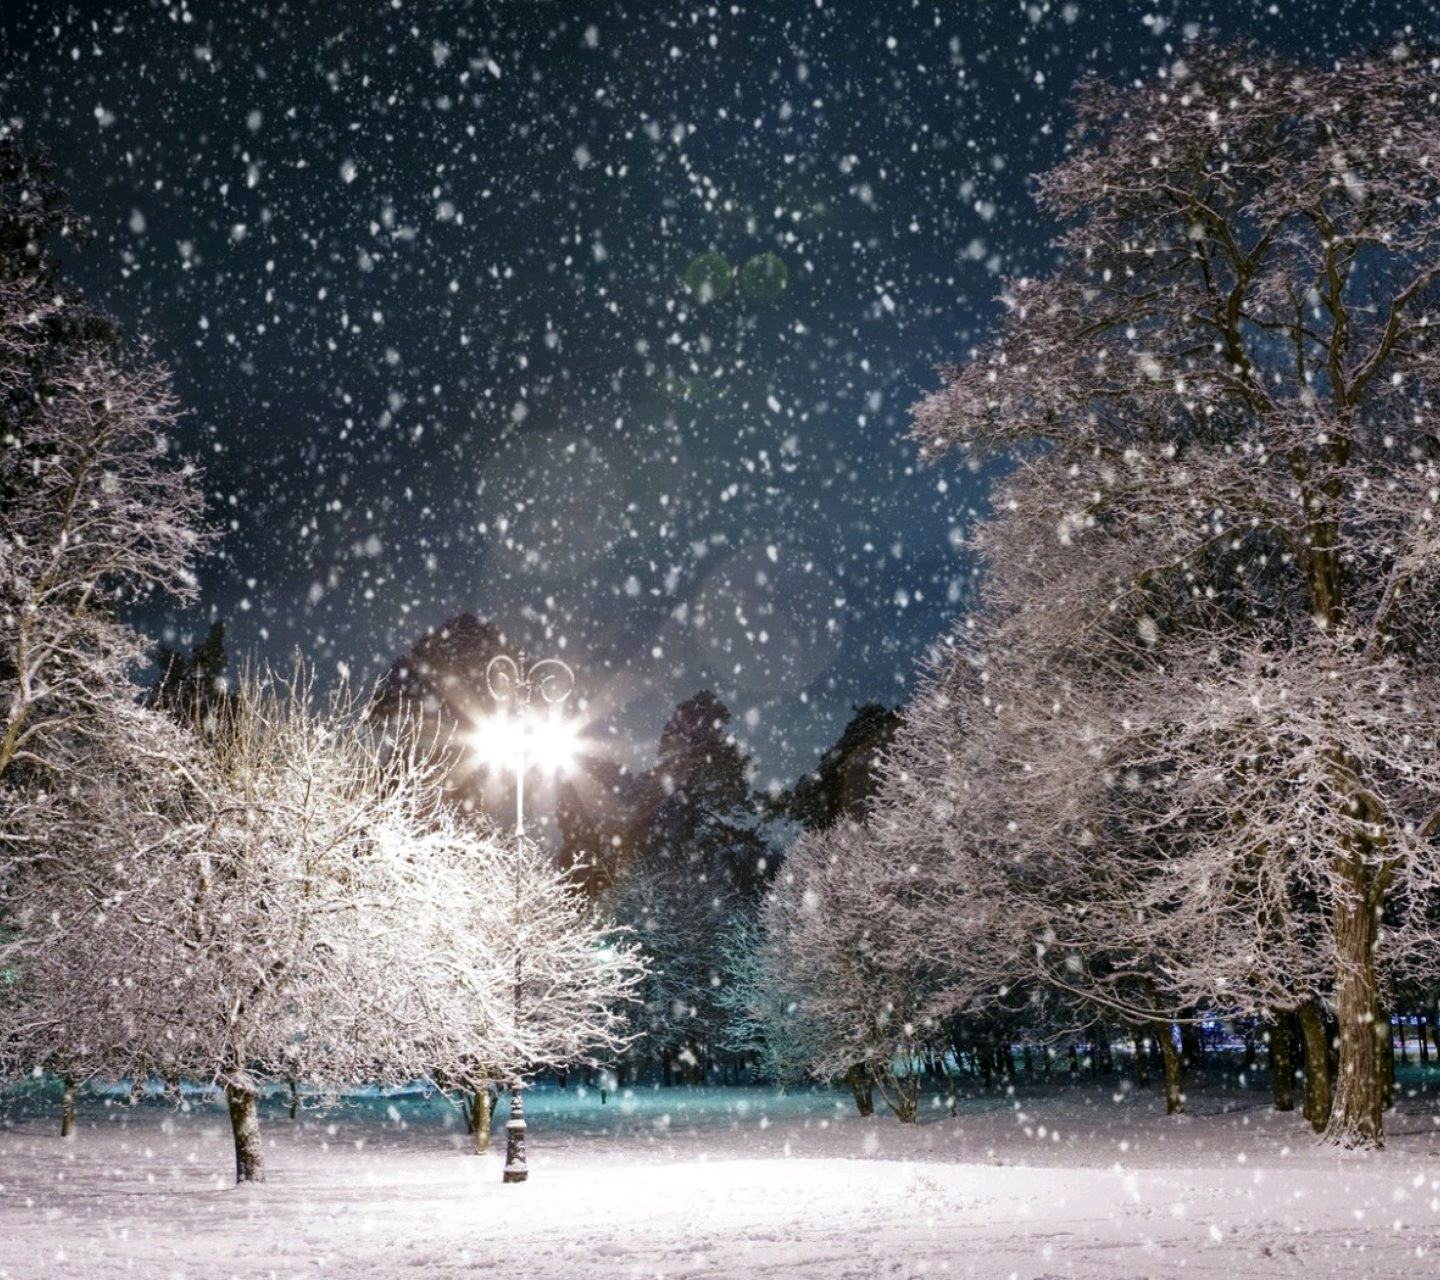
[898,43,1440,1148]
[760,819,938,1121]
[0,131,209,787]
[0,667,643,1182]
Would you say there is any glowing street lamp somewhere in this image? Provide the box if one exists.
[477,657,579,837]
[482,651,576,1185]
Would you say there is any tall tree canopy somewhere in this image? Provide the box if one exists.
[0,129,207,788]
[602,689,770,1082]
[784,701,900,833]
[902,42,1440,1148]
[370,612,507,726]
[647,690,768,896]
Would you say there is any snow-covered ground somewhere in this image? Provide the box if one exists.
[2,1072,1438,1278]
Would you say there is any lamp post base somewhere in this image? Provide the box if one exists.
[502,1085,527,1183]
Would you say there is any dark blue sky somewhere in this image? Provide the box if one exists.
[2,0,1428,786]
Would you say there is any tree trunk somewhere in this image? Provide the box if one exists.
[874,1062,919,1123]
[1268,1014,1295,1112]
[225,1079,265,1183]
[1297,999,1332,1133]
[1178,1021,1203,1071]
[1093,1028,1115,1075]
[469,1086,493,1154]
[60,1074,77,1139]
[1323,882,1385,1147]
[845,1064,874,1117]
[993,1038,1014,1083]
[1156,1023,1185,1115]
[1380,1009,1396,1112]
[896,1072,919,1123]
[1130,1027,1151,1090]
[974,1042,994,1089]
[946,1021,967,1076]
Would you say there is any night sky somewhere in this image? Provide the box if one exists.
[1,0,1427,787]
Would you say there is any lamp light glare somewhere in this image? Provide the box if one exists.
[471,711,581,776]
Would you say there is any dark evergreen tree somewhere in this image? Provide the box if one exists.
[370,612,507,725]
[604,690,770,1082]
[149,621,235,735]
[784,702,899,833]
[646,690,769,898]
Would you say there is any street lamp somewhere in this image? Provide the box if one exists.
[483,651,576,1185]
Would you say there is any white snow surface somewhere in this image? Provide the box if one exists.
[3,1074,1439,1278]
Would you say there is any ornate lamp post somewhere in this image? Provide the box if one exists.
[484,651,575,1185]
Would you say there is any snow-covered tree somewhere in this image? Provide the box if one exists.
[441,829,646,1154]
[605,844,739,1084]
[0,130,211,1146]
[0,131,207,792]
[876,640,1208,1114]
[56,671,488,1180]
[182,671,643,1181]
[762,819,936,1120]
[906,43,1440,1147]
[2,666,642,1182]
[714,900,837,1093]
[0,701,207,1135]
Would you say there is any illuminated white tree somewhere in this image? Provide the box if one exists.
[2,668,641,1184]
[0,702,207,1135]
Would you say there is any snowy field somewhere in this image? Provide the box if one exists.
[2,1073,1439,1279]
